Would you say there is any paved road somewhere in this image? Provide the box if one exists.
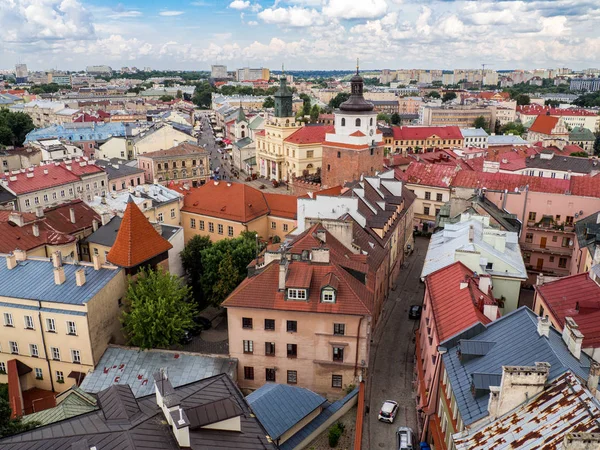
[363,237,428,450]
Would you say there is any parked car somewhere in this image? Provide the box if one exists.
[409,305,422,320]
[194,316,212,331]
[397,427,415,450]
[378,400,399,423]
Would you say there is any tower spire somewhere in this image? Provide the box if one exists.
[356,58,359,75]
[282,63,285,76]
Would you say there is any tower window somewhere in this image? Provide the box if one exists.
[370,118,373,126]
[341,118,345,126]
[355,118,361,126]
[337,151,341,158]
[327,164,331,171]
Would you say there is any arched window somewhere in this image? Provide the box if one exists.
[173,171,178,179]
[355,118,361,126]
[370,118,373,126]
[241,130,245,138]
[341,118,346,126]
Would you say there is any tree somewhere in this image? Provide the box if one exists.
[501,122,526,136]
[299,93,311,117]
[121,268,196,350]
[192,82,214,108]
[159,95,174,102]
[180,235,213,304]
[544,99,560,107]
[377,112,390,124]
[515,94,530,106]
[425,91,440,99]
[176,90,183,99]
[0,109,34,147]
[310,104,320,122]
[212,253,240,301]
[263,96,275,108]
[390,113,401,125]
[473,116,489,131]
[0,396,38,437]
[329,93,349,109]
[594,133,600,156]
[442,92,457,103]
[570,151,588,157]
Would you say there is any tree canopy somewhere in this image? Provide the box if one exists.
[377,112,390,124]
[473,115,489,131]
[501,122,526,136]
[121,268,196,350]
[159,95,174,102]
[515,94,531,106]
[390,112,401,125]
[310,104,320,122]
[573,92,600,108]
[594,133,600,156]
[263,96,275,108]
[425,91,441,99]
[0,108,34,147]
[328,93,350,109]
[570,151,589,158]
[192,82,215,108]
[442,92,457,103]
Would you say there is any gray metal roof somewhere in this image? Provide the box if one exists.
[95,159,145,180]
[525,153,593,174]
[441,307,597,426]
[460,127,489,138]
[488,135,528,146]
[247,383,327,440]
[84,215,121,246]
[79,346,237,398]
[0,258,121,305]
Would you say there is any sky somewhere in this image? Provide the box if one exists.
[1,0,600,72]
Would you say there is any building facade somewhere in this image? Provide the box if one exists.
[138,142,210,186]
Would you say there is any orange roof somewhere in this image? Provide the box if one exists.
[350,130,366,137]
[284,125,334,145]
[529,115,561,135]
[263,193,297,219]
[106,197,172,268]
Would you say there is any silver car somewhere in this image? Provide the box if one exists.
[397,426,415,450]
[378,400,399,423]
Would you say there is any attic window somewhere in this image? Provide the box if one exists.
[321,288,336,303]
[301,250,310,261]
[287,288,307,300]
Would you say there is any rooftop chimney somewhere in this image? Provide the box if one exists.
[316,229,327,242]
[6,253,17,270]
[478,274,492,293]
[278,258,289,291]
[483,304,498,321]
[587,361,600,397]
[54,266,66,285]
[43,169,48,175]
[101,212,110,226]
[92,254,101,270]
[537,316,550,338]
[92,219,99,231]
[69,208,76,224]
[32,223,39,237]
[75,268,86,286]
[468,225,474,242]
[14,249,26,261]
[135,190,141,197]
[8,212,24,227]
[311,247,330,264]
[562,317,584,360]
[561,433,600,450]
[66,164,72,171]
[35,206,44,218]
[153,370,190,448]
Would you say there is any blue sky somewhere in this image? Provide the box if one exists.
[1,0,600,72]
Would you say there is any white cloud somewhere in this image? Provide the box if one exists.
[108,10,142,19]
[247,20,258,26]
[229,0,251,10]
[159,11,184,16]
[258,6,322,27]
[323,0,388,20]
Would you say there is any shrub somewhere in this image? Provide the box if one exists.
[328,422,345,447]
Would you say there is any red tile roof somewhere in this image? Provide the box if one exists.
[0,211,75,255]
[518,105,597,117]
[43,199,100,234]
[569,176,600,198]
[535,273,600,347]
[299,185,345,199]
[392,126,463,141]
[452,170,571,194]
[255,130,265,136]
[262,193,297,220]
[286,265,313,288]
[284,125,334,145]
[384,154,413,168]
[3,165,80,194]
[350,130,366,137]
[107,197,173,268]
[528,115,561,135]
[395,162,457,188]
[59,161,105,177]
[181,181,271,223]
[425,262,495,341]
[139,142,207,159]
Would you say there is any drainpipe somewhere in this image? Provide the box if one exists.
[37,301,55,393]
[520,185,529,229]
[419,346,445,443]
[354,316,364,377]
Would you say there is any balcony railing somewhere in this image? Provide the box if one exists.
[520,242,573,256]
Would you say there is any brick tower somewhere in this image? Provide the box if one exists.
[321,63,384,188]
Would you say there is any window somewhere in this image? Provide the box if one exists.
[265,319,275,331]
[34,196,39,204]
[341,118,345,126]
[322,289,335,303]
[337,151,341,158]
[25,199,30,207]
[287,289,307,300]
[208,222,214,233]
[334,323,345,335]
[266,368,276,382]
[35,368,43,379]
[265,342,275,356]
[69,188,73,196]
[436,193,443,202]
[549,256,555,263]
[52,192,57,200]
[486,262,494,270]
[30,344,39,357]
[0,362,5,374]
[525,233,533,243]
[524,252,531,264]
[199,220,205,231]
[333,346,344,362]
[190,218,196,229]
[287,344,297,358]
[243,340,253,354]
[559,257,568,268]
[10,341,19,354]
[93,248,99,256]
[355,118,361,126]
[67,321,77,335]
[306,150,314,158]
[287,370,297,384]
[562,237,571,247]
[170,208,175,219]
[566,216,574,226]
[217,224,223,235]
[424,206,430,216]
[244,366,254,380]
[72,350,81,364]
[242,318,253,329]
[164,162,169,169]
[425,191,431,200]
[56,371,64,383]
[332,375,343,388]
[271,221,276,230]
[287,320,298,333]
[283,223,289,232]
[528,211,537,221]
[24,315,34,329]
[51,347,60,361]
[43,194,48,202]
[157,213,164,222]
[4,313,13,327]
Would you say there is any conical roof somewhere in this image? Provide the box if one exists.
[339,66,373,112]
[106,196,173,268]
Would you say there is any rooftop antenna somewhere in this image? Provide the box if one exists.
[356,58,359,75]
[282,63,285,76]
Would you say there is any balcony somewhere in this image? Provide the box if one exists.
[520,242,573,256]
[525,264,570,277]
[526,217,574,233]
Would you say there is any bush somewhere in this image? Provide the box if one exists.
[328,422,345,447]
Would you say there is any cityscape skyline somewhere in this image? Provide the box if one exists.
[1,0,600,71]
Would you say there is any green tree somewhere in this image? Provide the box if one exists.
[377,112,390,124]
[159,95,174,102]
[0,109,34,147]
[594,133,600,156]
[473,116,489,131]
[425,91,441,99]
[310,104,320,122]
[570,151,588,157]
[329,93,350,109]
[180,235,213,305]
[121,268,196,350]
[515,94,530,106]
[263,96,275,108]
[192,82,214,108]
[299,93,311,117]
[176,90,183,99]
[390,112,401,125]
[0,396,38,437]
[212,253,240,301]
[442,92,457,103]
[501,122,526,136]
[544,99,560,107]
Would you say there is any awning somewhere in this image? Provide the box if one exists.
[68,371,87,386]
[223,139,232,145]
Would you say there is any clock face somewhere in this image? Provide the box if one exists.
[369,129,374,136]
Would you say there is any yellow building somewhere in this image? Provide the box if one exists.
[0,250,126,416]
[282,125,334,180]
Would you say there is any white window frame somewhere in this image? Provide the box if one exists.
[190,218,196,228]
[66,321,77,335]
[4,312,13,327]
[321,289,335,303]
[170,208,175,218]
[35,368,43,379]
[243,340,253,353]
[25,199,30,207]
[287,288,307,300]
[24,315,34,329]
[71,349,81,364]
[56,371,64,382]
[30,344,39,357]
[9,341,19,354]
[217,224,223,235]
[0,362,6,373]
[46,318,56,332]
[157,212,164,222]
[51,346,60,361]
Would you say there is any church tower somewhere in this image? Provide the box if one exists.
[273,71,294,121]
[321,62,384,188]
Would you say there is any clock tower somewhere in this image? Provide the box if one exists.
[274,73,293,119]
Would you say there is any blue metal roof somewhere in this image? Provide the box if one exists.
[441,307,596,426]
[25,122,129,143]
[247,384,327,440]
[279,388,358,450]
[0,302,87,316]
[0,259,121,305]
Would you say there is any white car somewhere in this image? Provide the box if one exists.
[378,400,399,423]
[397,427,415,450]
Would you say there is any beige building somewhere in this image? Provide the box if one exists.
[0,251,125,415]
[398,97,423,115]
[420,104,495,128]
[10,101,79,128]
[138,142,210,186]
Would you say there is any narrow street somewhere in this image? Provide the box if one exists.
[363,237,428,450]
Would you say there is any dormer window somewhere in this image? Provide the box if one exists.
[322,288,336,303]
[301,250,310,261]
[287,288,307,300]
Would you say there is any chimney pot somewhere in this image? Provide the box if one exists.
[92,254,101,270]
[14,249,27,261]
[52,251,62,268]
[35,206,44,218]
[588,361,600,396]
[54,266,66,285]
[32,223,40,237]
[537,316,550,338]
[6,253,17,270]
[92,218,99,231]
[563,317,584,360]
[69,207,76,224]
[75,268,86,286]
[278,258,288,291]
[8,212,24,227]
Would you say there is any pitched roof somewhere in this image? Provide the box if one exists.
[138,142,208,159]
[247,384,327,440]
[2,165,80,194]
[529,115,561,135]
[181,181,271,223]
[262,193,297,220]
[43,199,100,235]
[0,211,75,253]
[535,273,600,347]
[396,162,456,188]
[524,152,593,174]
[452,170,571,194]
[569,176,600,198]
[106,197,172,268]
[95,159,145,180]
[425,262,494,342]
[518,105,598,117]
[284,125,334,145]
[392,126,463,141]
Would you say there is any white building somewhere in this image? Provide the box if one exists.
[31,139,84,162]
[211,65,228,79]
[460,128,489,149]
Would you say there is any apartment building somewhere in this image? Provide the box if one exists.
[222,224,373,397]
[138,142,210,186]
[0,251,125,416]
[459,128,488,148]
[526,115,569,149]
[390,126,464,154]
[95,158,146,193]
[10,101,79,128]
[420,105,494,129]
[518,105,600,132]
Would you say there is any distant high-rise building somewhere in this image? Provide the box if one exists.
[15,64,28,83]
[86,65,112,75]
[211,65,228,79]
[236,67,270,81]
